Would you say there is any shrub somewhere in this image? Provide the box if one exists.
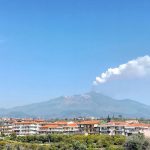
[124,134,150,150]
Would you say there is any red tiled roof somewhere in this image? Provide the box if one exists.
[127,123,149,128]
[54,121,68,125]
[77,120,100,125]
[108,121,128,126]
[106,121,150,128]
[14,121,39,125]
[40,124,60,129]
[65,123,78,128]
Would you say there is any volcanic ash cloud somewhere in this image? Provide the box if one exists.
[93,55,150,85]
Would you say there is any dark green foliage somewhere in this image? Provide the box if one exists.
[3,134,126,149]
[9,132,17,140]
[113,135,126,145]
[107,115,111,123]
[3,133,150,150]
[124,134,150,150]
[73,141,87,150]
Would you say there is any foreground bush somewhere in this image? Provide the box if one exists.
[1,133,150,150]
[124,134,150,150]
[0,134,126,149]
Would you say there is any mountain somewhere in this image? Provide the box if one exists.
[1,92,150,118]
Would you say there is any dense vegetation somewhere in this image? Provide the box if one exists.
[0,133,150,150]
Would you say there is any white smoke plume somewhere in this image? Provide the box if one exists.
[93,55,150,85]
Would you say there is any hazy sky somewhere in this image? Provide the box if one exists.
[0,0,150,107]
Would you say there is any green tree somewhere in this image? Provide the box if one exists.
[10,132,17,140]
[73,141,87,150]
[107,115,111,123]
[124,134,150,150]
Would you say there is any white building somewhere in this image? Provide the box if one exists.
[13,122,41,135]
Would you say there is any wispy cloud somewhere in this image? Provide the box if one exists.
[93,55,150,85]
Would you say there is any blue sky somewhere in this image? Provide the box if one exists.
[0,0,150,107]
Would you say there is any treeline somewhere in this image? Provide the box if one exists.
[0,134,150,150]
[1,134,126,150]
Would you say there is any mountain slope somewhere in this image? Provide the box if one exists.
[1,92,150,118]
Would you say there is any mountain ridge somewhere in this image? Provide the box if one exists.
[0,91,150,118]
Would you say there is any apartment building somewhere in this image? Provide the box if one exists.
[0,118,14,136]
[39,124,63,134]
[1,118,150,137]
[0,125,13,136]
[13,121,41,135]
[39,121,79,134]
[99,121,149,136]
[63,122,79,133]
[77,120,100,134]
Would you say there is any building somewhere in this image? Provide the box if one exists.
[77,120,100,134]
[39,121,79,134]
[99,121,149,136]
[13,121,41,135]
[1,118,150,137]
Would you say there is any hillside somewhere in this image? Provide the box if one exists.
[1,92,150,118]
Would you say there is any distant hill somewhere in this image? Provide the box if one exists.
[1,92,150,118]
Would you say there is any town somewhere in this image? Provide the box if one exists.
[1,117,150,137]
